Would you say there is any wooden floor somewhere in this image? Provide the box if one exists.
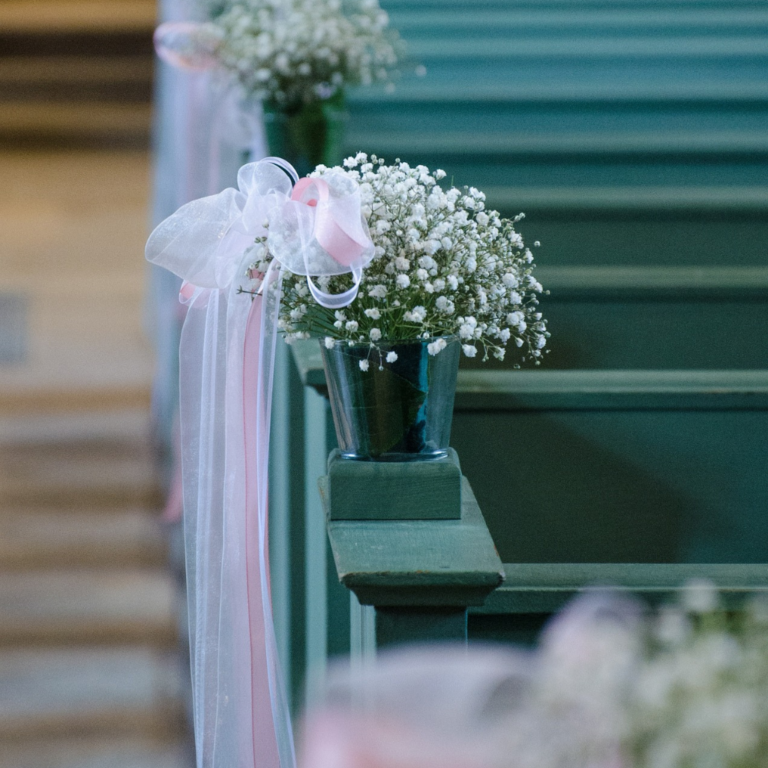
[0,147,191,767]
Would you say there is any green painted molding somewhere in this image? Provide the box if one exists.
[346,131,768,158]
[323,476,504,607]
[349,84,768,104]
[483,186,768,213]
[408,37,768,59]
[453,369,768,410]
[382,1,768,11]
[391,8,768,31]
[290,343,768,408]
[538,266,768,299]
[473,563,768,615]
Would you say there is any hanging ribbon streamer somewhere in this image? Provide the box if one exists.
[146,158,374,768]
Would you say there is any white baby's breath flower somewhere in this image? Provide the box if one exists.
[502,273,519,288]
[324,336,335,349]
[358,359,369,372]
[427,338,447,356]
[386,351,398,363]
[276,156,546,365]
[462,344,477,358]
[405,306,426,323]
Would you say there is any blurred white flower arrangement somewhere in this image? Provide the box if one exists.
[202,0,404,108]
[509,582,768,768]
[245,153,548,365]
[303,583,768,768]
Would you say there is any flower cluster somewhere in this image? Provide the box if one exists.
[507,583,768,768]
[206,0,402,107]
[271,154,548,365]
[306,585,768,768]
[628,583,768,768]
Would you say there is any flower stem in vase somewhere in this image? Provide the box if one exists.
[263,91,347,176]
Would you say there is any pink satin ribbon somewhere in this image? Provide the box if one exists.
[290,178,367,267]
[243,294,280,768]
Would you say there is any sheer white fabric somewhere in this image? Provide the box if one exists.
[147,157,373,768]
[148,0,268,455]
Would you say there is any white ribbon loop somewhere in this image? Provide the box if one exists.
[145,157,374,307]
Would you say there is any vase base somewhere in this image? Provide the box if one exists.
[338,449,449,463]
[327,448,462,520]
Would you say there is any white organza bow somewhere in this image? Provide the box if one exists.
[146,157,374,768]
[148,157,374,302]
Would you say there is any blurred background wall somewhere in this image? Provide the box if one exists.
[0,2,192,767]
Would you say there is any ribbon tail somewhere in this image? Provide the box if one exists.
[243,263,296,768]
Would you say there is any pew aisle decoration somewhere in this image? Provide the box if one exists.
[303,583,768,768]
[263,153,548,459]
[147,151,545,766]
[212,0,403,172]
[157,0,409,174]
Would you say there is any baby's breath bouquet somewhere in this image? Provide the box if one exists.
[272,154,548,366]
[206,0,402,109]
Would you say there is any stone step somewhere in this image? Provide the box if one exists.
[0,508,165,569]
[0,736,192,768]
[0,103,151,147]
[0,437,160,508]
[0,647,184,740]
[0,57,153,102]
[0,1,156,34]
[0,569,176,646]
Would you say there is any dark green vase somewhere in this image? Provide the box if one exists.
[263,91,347,176]
[320,337,461,462]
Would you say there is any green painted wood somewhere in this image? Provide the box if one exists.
[451,404,768,566]
[339,0,768,304]
[453,369,768,410]
[269,342,292,700]
[375,608,468,647]
[350,593,376,662]
[467,562,768,646]
[323,404,352,660]
[323,476,504,607]
[539,266,768,296]
[286,353,307,712]
[287,0,768,658]
[327,448,462,521]
[473,563,768,614]
[523,218,768,269]
[290,340,327,392]
[303,386,330,706]
[294,343,768,398]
